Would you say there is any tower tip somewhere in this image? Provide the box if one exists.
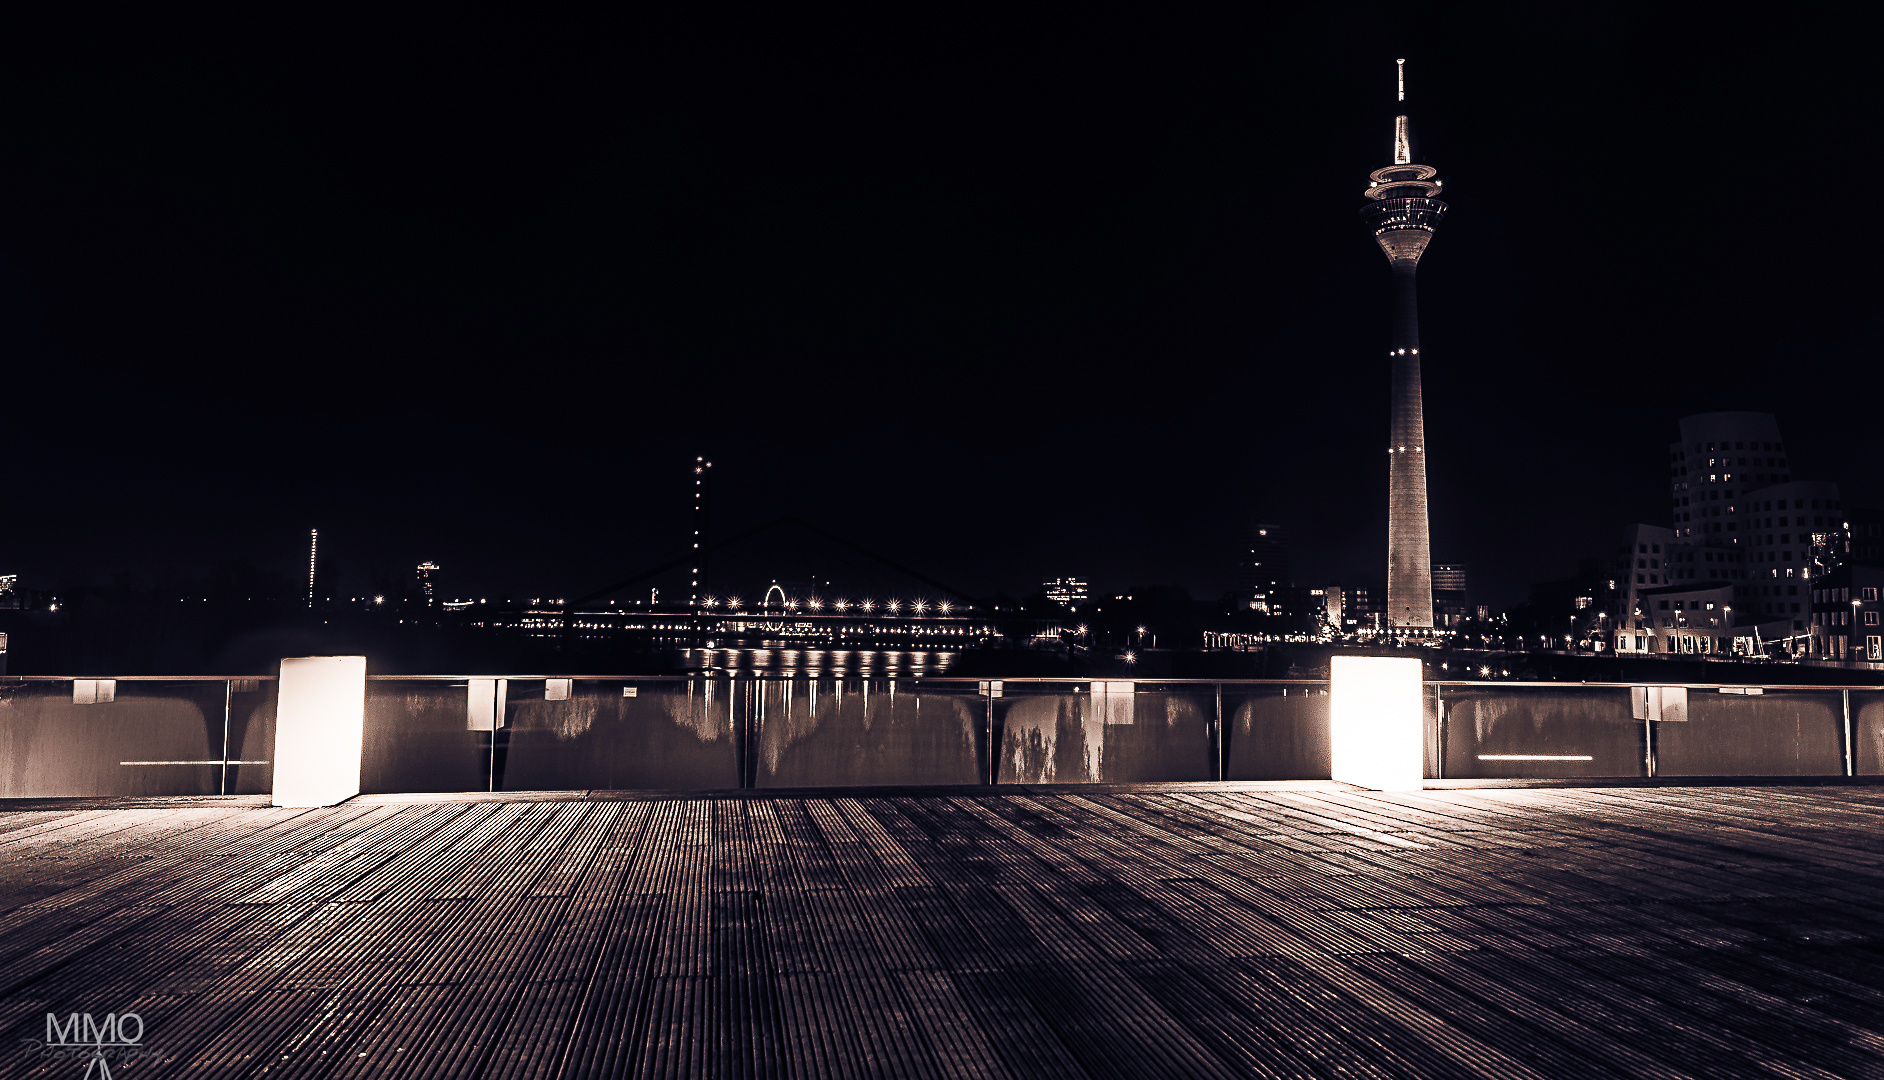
[1396,59,1405,102]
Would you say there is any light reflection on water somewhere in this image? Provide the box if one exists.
[680,647,958,678]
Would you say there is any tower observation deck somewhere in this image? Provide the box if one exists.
[1362,59,1448,632]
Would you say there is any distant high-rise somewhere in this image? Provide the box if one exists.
[1043,577,1090,608]
[1343,585,1381,631]
[1362,59,1446,633]
[307,529,318,608]
[416,561,439,605]
[1241,524,1290,611]
[1432,563,1469,625]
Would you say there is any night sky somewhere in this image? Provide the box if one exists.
[1,9,1877,610]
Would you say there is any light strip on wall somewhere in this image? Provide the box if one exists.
[121,760,270,766]
[1477,754,1594,761]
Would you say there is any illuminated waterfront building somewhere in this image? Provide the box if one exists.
[1240,524,1289,611]
[1810,563,1884,662]
[1668,412,1844,643]
[1431,564,1468,626]
[1609,524,1677,654]
[1043,577,1089,608]
[1343,585,1381,631]
[1361,60,1445,632]
[1741,480,1840,630]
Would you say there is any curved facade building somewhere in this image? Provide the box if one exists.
[1742,479,1842,627]
[1667,412,1789,543]
[1666,411,1842,647]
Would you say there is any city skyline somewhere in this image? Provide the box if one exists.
[0,12,1877,613]
[4,13,1881,1067]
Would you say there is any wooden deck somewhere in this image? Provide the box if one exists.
[2,782,1884,1079]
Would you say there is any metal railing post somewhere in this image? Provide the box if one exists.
[1434,683,1444,782]
[750,676,762,789]
[987,685,996,786]
[1214,683,1224,782]
[221,679,233,796]
[1843,688,1854,778]
[1645,711,1656,779]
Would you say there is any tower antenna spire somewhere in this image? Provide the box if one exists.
[1393,59,1410,164]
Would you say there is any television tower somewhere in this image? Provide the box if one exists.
[1361,59,1447,633]
[690,457,712,640]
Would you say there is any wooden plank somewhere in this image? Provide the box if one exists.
[2,785,1884,1079]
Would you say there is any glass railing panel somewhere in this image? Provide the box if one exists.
[1855,690,1884,776]
[225,678,277,795]
[757,677,983,787]
[995,680,1214,784]
[1654,687,1843,776]
[503,677,738,791]
[0,679,229,798]
[1222,683,1331,780]
[362,679,491,794]
[1438,685,1644,779]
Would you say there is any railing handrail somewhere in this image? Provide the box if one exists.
[6,674,1884,692]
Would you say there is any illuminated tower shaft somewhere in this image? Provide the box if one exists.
[1361,60,1447,632]
[690,457,711,640]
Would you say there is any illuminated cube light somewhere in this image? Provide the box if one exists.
[1330,655,1424,791]
[272,656,367,807]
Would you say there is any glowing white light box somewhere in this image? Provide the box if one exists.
[1330,655,1424,791]
[272,656,367,807]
